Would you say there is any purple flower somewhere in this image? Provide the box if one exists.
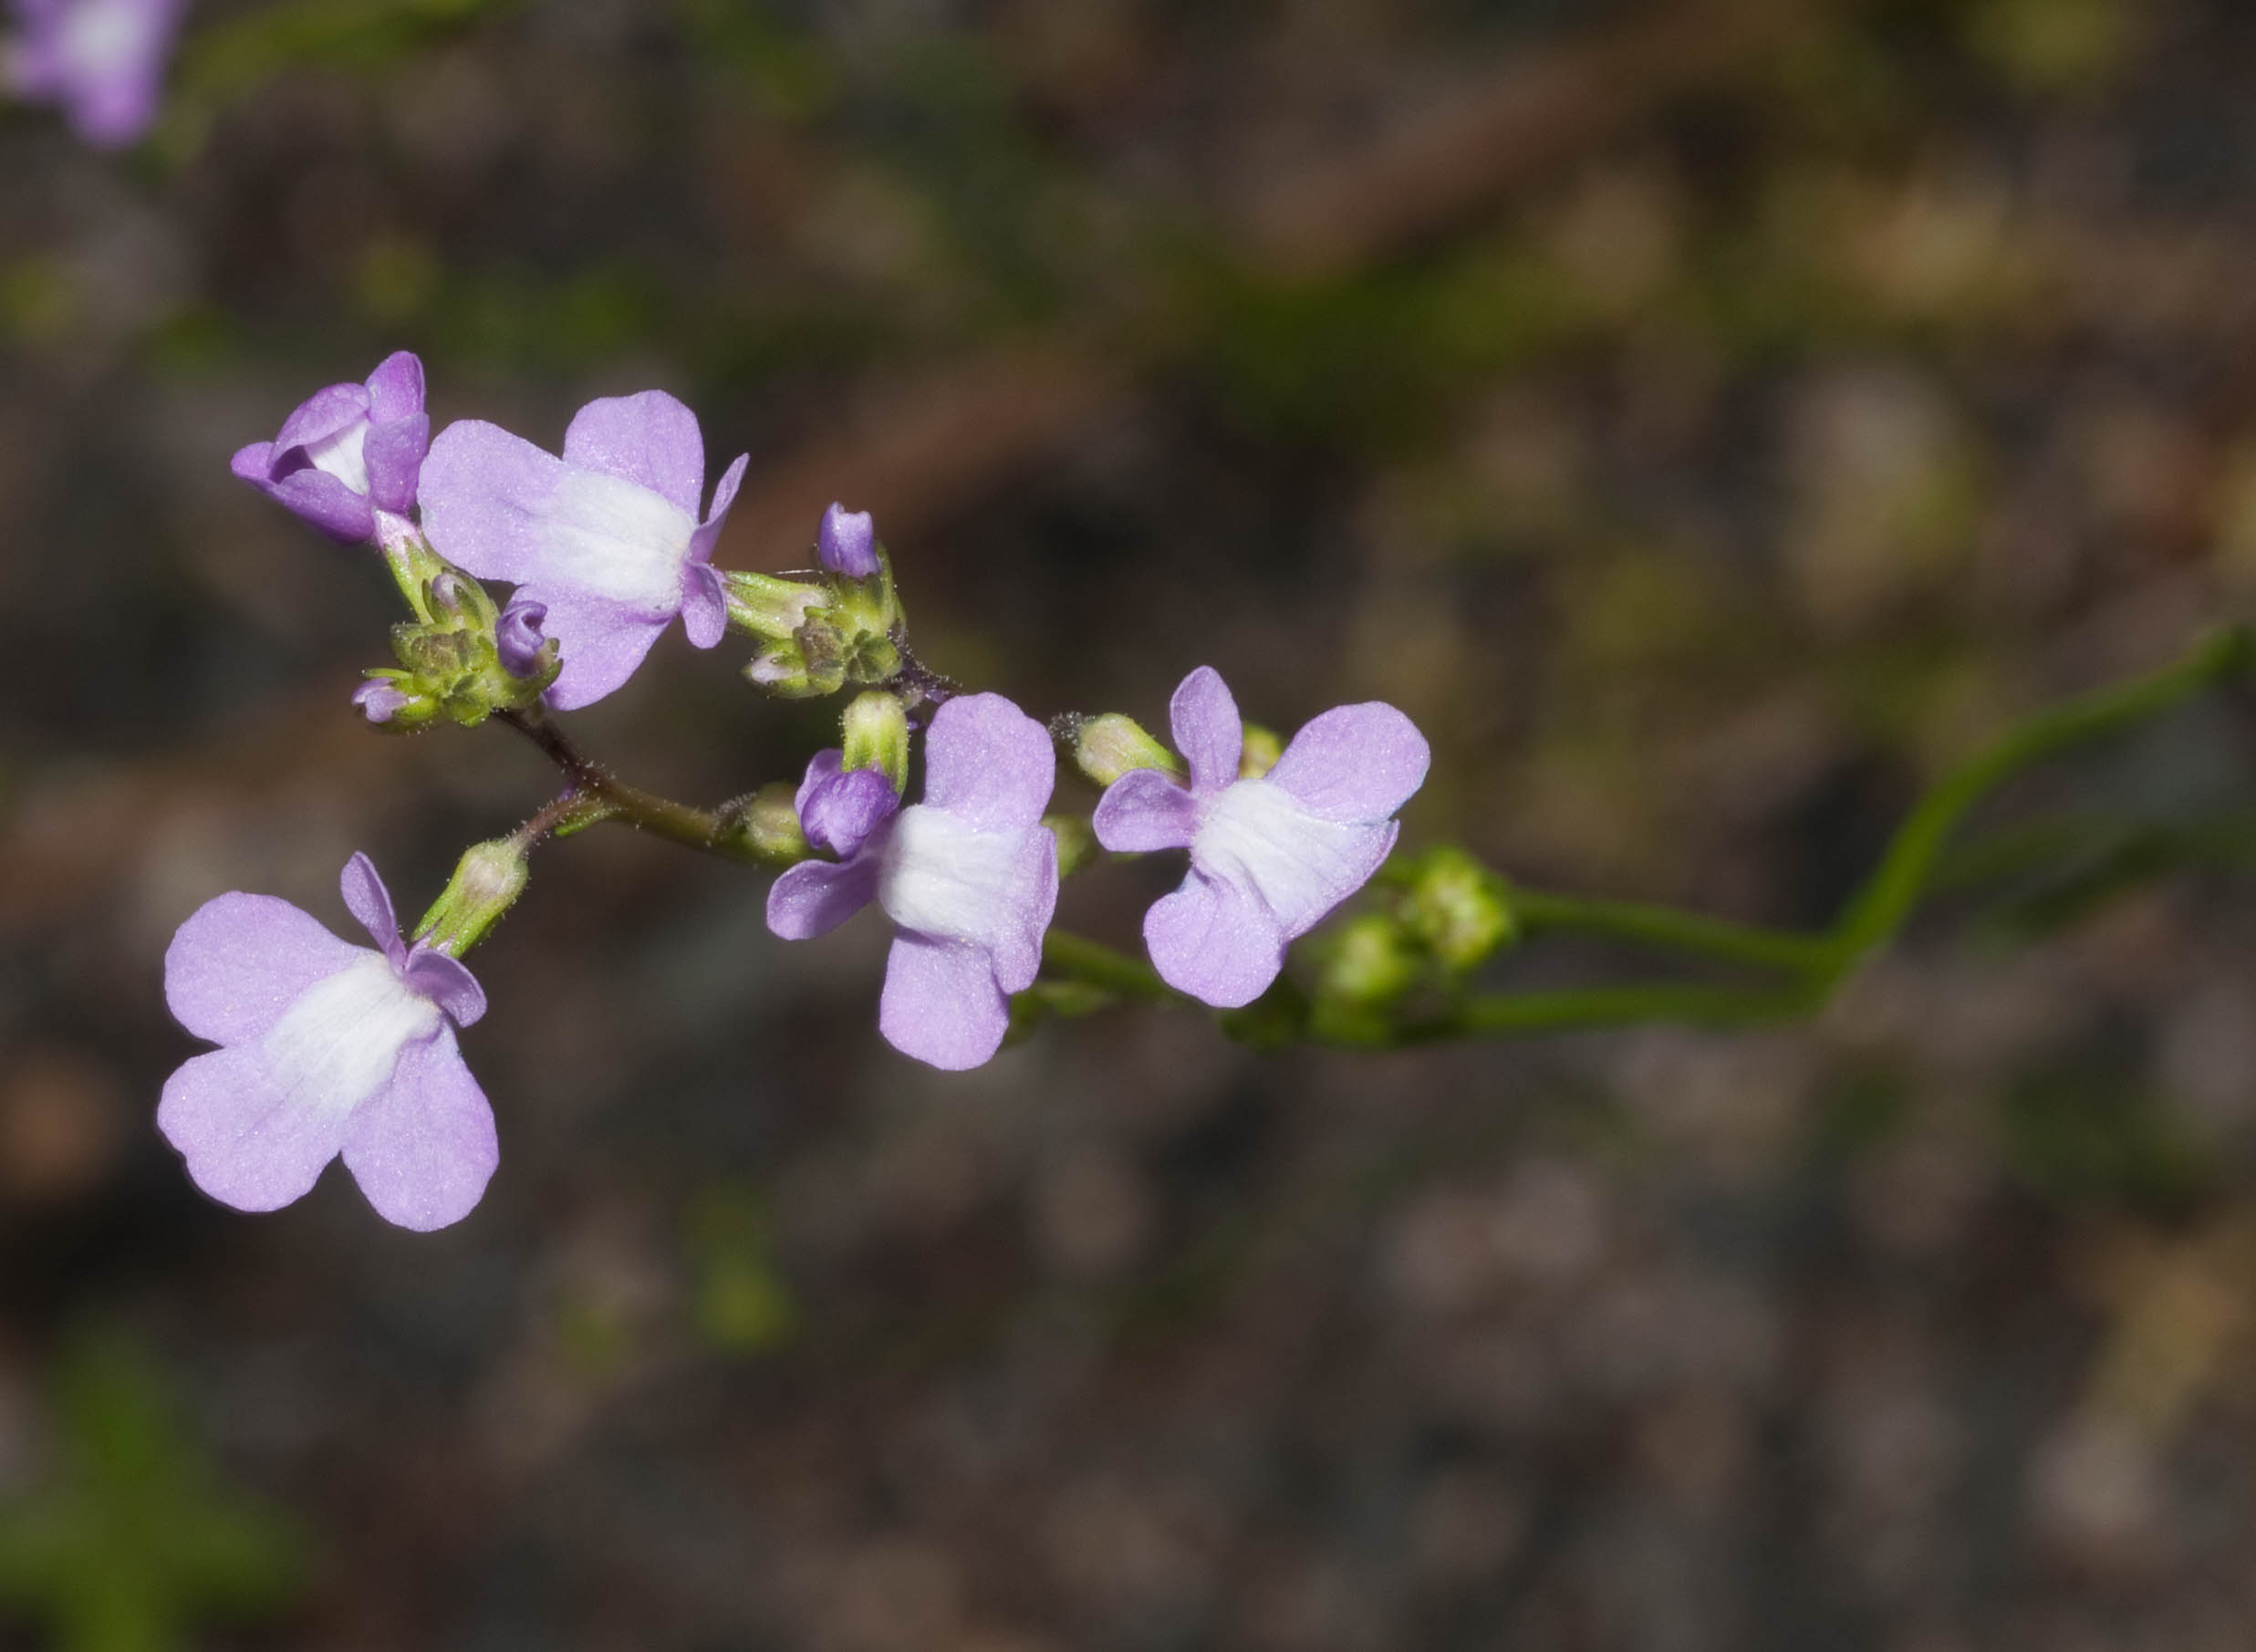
[1093,667,1429,1008]
[158,852,497,1231]
[230,351,430,546]
[817,502,878,578]
[766,694,1059,1070]
[7,0,184,148]
[416,391,748,711]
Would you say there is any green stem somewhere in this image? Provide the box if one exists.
[1826,625,2251,967]
[1509,888,1833,977]
[1042,930,1175,1002]
[497,708,806,868]
[1402,981,1820,1042]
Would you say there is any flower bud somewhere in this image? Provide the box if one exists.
[496,597,553,680]
[717,782,810,864]
[1398,847,1513,973]
[817,502,879,579]
[1317,914,1419,1005]
[1238,723,1283,779]
[744,633,846,699]
[1070,713,1182,786]
[839,691,910,792]
[413,838,531,956]
[352,673,438,731]
[722,570,827,641]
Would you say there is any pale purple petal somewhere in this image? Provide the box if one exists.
[494,597,549,678]
[1168,667,1244,796]
[1144,869,1287,1009]
[766,857,881,940]
[800,764,899,860]
[401,947,486,1027]
[688,453,750,567]
[338,851,402,961]
[1092,768,1200,854]
[1266,703,1430,823]
[415,420,568,586]
[164,893,364,1045]
[352,681,411,723]
[363,350,425,425]
[362,413,430,514]
[817,503,878,578]
[679,563,727,649]
[515,587,671,712]
[919,693,1055,832]
[338,1030,498,1231]
[271,382,369,456]
[986,826,1058,995]
[878,933,1009,1071]
[158,1045,352,1215]
[265,469,375,545]
[561,390,705,518]
[1272,819,1398,940]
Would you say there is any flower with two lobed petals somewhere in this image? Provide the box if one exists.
[417,390,747,711]
[230,351,430,547]
[766,694,1059,1070]
[6,0,183,148]
[1094,667,1429,1008]
[158,853,498,1231]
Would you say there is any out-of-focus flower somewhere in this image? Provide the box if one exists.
[158,852,497,1231]
[6,0,184,148]
[230,351,430,546]
[1094,666,1428,1008]
[417,391,747,710]
[767,694,1059,1069]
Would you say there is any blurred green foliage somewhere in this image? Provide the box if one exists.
[0,1334,302,1652]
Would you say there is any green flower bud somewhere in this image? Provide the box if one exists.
[744,632,847,699]
[1399,847,1513,973]
[721,570,828,641]
[1317,913,1420,1006]
[840,691,910,791]
[1239,723,1283,779]
[717,782,810,864]
[1068,713,1183,786]
[413,838,531,955]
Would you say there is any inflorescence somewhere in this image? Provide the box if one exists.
[162,353,1430,1231]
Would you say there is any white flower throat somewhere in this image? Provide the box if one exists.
[1194,779,1368,930]
[878,806,1022,948]
[263,953,442,1121]
[542,467,697,615]
[306,419,372,497]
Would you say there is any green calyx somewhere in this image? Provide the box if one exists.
[840,691,910,792]
[729,553,905,701]
[413,839,532,956]
[1066,712,1183,786]
[365,561,556,732]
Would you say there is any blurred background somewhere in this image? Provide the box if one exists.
[8,0,2256,1646]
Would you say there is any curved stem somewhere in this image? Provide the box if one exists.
[1509,888,1833,977]
[1825,625,2251,967]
